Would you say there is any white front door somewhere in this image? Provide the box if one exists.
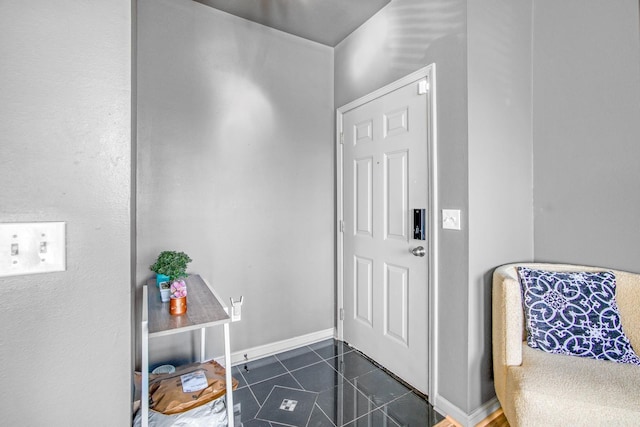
[338,68,434,395]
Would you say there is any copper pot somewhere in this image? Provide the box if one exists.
[169,296,187,315]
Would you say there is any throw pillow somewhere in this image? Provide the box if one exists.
[517,267,640,365]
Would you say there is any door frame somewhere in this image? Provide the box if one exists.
[336,64,438,401]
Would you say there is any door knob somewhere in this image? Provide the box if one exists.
[411,246,426,257]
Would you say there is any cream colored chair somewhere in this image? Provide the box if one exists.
[492,263,640,426]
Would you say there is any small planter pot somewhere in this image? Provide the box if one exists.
[159,286,171,303]
[169,296,187,315]
[156,274,170,288]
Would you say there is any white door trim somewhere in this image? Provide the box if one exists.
[336,64,438,402]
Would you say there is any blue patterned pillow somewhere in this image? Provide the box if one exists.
[517,267,640,365]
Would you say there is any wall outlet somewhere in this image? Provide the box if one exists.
[442,209,461,230]
[0,222,66,277]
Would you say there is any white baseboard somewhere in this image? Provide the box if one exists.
[213,328,336,367]
[434,395,468,426]
[468,397,501,426]
[435,394,501,427]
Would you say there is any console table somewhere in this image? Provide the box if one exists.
[141,274,235,426]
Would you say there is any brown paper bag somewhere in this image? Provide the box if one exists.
[137,360,238,415]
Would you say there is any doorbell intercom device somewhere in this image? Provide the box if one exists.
[413,209,426,240]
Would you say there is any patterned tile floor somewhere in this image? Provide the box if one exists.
[231,339,444,426]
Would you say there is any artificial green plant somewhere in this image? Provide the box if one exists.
[149,251,192,282]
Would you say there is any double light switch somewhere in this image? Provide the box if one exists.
[0,222,66,277]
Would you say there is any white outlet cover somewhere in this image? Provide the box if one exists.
[0,222,66,277]
[442,209,461,230]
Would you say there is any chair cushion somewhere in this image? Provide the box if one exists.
[504,344,640,425]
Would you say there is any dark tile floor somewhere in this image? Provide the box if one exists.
[230,339,444,427]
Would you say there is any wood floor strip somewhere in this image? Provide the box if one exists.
[434,408,509,427]
[433,415,463,427]
[476,408,509,427]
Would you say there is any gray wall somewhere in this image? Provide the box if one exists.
[532,0,640,272]
[335,0,474,415]
[467,0,533,411]
[0,1,132,425]
[136,0,335,363]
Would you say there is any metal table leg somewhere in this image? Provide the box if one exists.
[224,322,234,427]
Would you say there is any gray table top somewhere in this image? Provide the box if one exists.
[147,274,230,337]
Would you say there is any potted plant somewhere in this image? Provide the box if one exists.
[150,251,192,302]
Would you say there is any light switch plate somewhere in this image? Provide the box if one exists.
[442,209,461,230]
[0,222,66,277]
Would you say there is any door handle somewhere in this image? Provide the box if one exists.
[411,246,426,257]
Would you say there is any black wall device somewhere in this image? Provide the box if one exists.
[413,209,426,240]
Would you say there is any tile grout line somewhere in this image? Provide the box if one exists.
[309,345,380,426]
[239,356,291,388]
[279,348,334,427]
[278,345,349,427]
[234,365,266,423]
[256,385,307,427]
[233,363,281,422]
[244,351,322,427]
[325,347,415,426]
[257,384,320,427]
[349,388,415,427]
